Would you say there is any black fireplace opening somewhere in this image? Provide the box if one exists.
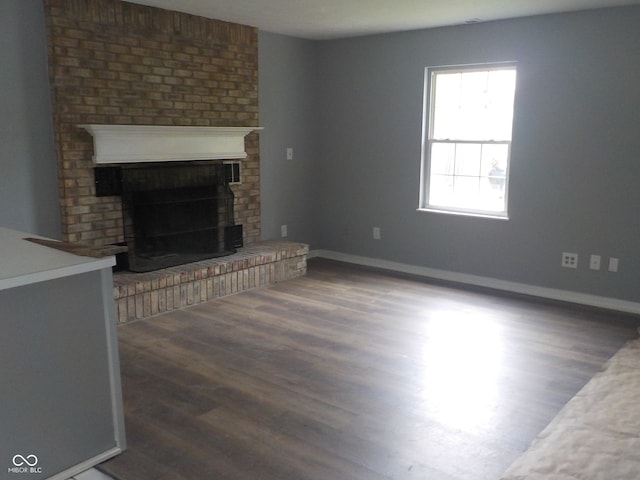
[119,161,241,273]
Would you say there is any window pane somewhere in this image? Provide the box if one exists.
[459,72,488,140]
[486,70,516,140]
[433,73,461,139]
[430,143,455,175]
[453,176,481,209]
[432,68,516,142]
[432,107,459,140]
[434,73,461,109]
[478,179,506,212]
[429,174,454,207]
[480,144,508,177]
[455,143,481,177]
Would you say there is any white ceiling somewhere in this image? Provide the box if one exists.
[125,0,640,40]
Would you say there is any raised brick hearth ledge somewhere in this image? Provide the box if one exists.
[113,241,308,323]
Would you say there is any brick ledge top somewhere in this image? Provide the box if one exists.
[113,240,308,285]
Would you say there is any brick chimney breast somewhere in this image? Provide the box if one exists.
[44,0,260,248]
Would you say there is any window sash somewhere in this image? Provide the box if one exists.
[426,140,510,216]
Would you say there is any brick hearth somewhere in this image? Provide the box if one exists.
[113,241,308,323]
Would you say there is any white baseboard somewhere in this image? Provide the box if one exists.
[309,249,640,315]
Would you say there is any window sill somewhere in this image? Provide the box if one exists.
[416,208,509,221]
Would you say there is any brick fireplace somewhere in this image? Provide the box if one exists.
[44,0,309,322]
[44,0,261,249]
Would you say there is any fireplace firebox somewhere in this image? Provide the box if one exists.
[119,162,241,272]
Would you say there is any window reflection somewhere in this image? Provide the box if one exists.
[420,311,504,432]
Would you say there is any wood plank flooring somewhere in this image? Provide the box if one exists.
[99,258,639,480]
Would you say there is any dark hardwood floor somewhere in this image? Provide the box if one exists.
[100,258,639,480]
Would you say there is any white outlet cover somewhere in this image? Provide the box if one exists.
[561,252,578,268]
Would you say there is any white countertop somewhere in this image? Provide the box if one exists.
[0,227,115,291]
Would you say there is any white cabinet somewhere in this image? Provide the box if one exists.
[0,228,125,480]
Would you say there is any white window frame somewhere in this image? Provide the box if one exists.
[419,63,517,219]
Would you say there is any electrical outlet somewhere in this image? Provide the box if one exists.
[589,254,601,270]
[561,252,578,269]
[608,257,619,272]
[373,227,381,240]
[281,224,288,237]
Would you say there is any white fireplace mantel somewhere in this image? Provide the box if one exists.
[79,124,263,164]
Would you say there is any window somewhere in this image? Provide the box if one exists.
[419,64,517,218]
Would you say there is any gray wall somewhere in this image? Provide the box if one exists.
[258,32,319,245]
[0,0,60,238]
[310,7,640,301]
